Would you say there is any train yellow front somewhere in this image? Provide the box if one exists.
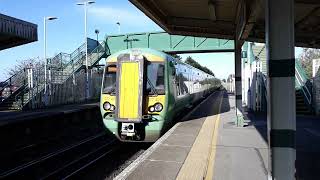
[100,48,221,142]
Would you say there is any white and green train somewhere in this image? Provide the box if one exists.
[100,48,221,142]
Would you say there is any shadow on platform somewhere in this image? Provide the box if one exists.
[245,102,320,180]
[181,90,231,122]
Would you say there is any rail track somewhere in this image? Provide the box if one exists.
[0,94,214,180]
[0,132,119,179]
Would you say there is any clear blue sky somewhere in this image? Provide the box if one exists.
[0,0,303,81]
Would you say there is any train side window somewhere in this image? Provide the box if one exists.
[176,65,190,96]
[174,66,181,96]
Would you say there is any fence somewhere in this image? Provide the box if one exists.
[25,68,103,110]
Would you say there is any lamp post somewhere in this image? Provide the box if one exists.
[95,29,99,46]
[116,22,121,34]
[94,29,100,68]
[44,16,57,94]
[77,0,95,101]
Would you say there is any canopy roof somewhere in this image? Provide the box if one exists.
[130,0,320,48]
[0,13,38,51]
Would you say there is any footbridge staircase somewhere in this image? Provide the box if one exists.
[0,39,107,110]
[248,43,313,115]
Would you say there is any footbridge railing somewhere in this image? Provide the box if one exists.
[295,60,312,106]
[6,40,106,110]
[105,31,235,55]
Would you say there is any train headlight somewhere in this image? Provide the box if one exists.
[148,106,155,112]
[103,102,111,110]
[110,105,115,111]
[154,103,163,112]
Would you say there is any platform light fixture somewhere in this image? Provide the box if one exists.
[116,22,121,34]
[43,16,58,94]
[77,0,95,101]
[208,1,216,21]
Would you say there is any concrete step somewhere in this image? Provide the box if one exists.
[0,105,20,111]
[296,111,312,115]
[296,107,309,111]
[296,103,309,106]
[296,99,305,103]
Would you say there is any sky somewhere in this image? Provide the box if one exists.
[0,0,303,81]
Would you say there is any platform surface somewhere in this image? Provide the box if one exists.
[0,102,99,126]
[115,91,269,180]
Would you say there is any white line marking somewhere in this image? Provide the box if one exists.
[162,144,192,148]
[113,122,180,180]
[170,133,197,137]
[146,159,183,164]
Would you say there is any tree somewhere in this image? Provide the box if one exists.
[299,48,320,78]
[184,56,215,76]
[6,57,43,78]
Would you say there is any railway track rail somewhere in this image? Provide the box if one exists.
[1,127,104,168]
[0,132,119,179]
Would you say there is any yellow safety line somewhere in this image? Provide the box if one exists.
[205,95,223,180]
[176,92,223,180]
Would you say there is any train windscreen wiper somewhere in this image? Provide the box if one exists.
[147,77,158,96]
[110,87,116,95]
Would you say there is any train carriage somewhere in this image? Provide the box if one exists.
[100,48,221,142]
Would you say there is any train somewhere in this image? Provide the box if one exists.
[100,48,221,142]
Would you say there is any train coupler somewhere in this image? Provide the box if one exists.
[121,123,135,136]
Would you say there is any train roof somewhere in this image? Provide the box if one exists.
[106,48,167,63]
[105,48,216,79]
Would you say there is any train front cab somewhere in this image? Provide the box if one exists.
[100,50,172,142]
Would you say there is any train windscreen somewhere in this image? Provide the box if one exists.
[102,63,165,95]
[102,65,116,94]
[146,63,165,95]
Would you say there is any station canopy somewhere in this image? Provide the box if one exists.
[130,0,320,48]
[0,13,38,51]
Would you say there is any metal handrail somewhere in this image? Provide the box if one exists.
[44,42,105,85]
[260,73,268,111]
[14,82,30,109]
[0,69,26,104]
[50,53,71,69]
[295,60,309,82]
[262,73,267,98]
[1,41,105,109]
[87,43,105,66]
[0,69,24,90]
[295,67,312,105]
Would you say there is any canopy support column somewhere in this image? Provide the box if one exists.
[266,0,296,179]
[235,41,244,126]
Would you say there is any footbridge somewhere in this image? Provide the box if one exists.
[105,31,234,54]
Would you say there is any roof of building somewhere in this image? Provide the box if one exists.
[0,13,38,51]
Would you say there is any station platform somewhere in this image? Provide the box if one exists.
[0,102,99,126]
[115,91,269,180]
